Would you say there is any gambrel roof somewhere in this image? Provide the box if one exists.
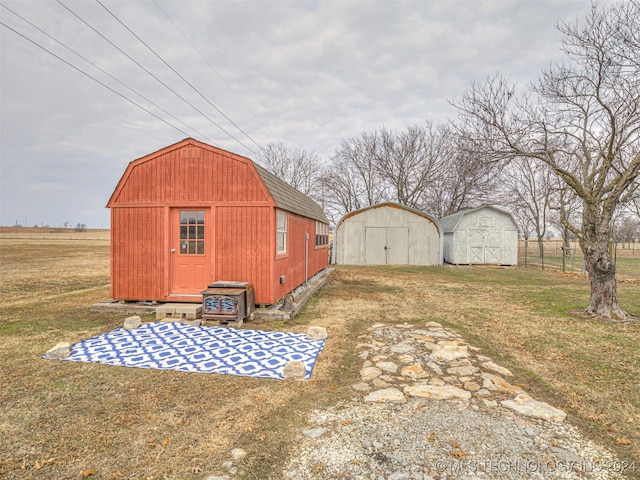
[254,163,328,223]
[439,205,518,233]
[108,138,328,224]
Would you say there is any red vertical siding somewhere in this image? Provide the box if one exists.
[109,139,328,306]
[273,213,329,301]
[112,146,268,204]
[111,206,166,300]
[214,206,273,304]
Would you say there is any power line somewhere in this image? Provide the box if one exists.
[96,0,263,153]
[55,0,256,155]
[152,0,257,118]
[0,2,216,145]
[0,20,195,139]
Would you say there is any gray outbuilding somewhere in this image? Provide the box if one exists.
[440,206,519,266]
[333,203,442,266]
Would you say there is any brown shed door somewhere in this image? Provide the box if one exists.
[170,208,211,295]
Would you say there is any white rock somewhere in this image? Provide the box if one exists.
[364,388,407,404]
[430,345,469,362]
[351,383,371,392]
[375,361,399,373]
[481,373,521,393]
[45,342,72,359]
[447,365,479,376]
[401,363,429,380]
[231,448,246,461]
[283,361,307,380]
[390,343,415,354]
[397,354,415,365]
[481,361,514,377]
[372,378,391,388]
[301,427,329,438]
[123,315,142,330]
[306,326,328,340]
[360,366,383,381]
[501,394,567,422]
[404,384,471,401]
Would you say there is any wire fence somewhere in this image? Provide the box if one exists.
[0,230,110,241]
[518,239,640,274]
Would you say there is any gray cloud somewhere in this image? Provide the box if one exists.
[1,0,599,227]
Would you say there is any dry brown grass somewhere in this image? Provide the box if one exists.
[1,239,639,479]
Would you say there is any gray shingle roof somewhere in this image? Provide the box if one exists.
[438,210,468,233]
[254,163,328,224]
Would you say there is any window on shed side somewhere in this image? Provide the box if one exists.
[316,221,328,247]
[277,210,287,253]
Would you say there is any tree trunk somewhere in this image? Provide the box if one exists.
[537,237,544,257]
[580,233,627,321]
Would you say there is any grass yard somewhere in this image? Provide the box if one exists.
[1,238,639,479]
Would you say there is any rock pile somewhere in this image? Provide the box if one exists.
[353,322,566,422]
[283,322,627,480]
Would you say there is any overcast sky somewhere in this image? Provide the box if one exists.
[1,0,603,228]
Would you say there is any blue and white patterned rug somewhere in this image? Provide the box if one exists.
[45,322,325,380]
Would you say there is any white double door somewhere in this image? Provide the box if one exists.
[365,227,409,265]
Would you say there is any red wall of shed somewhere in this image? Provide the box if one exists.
[109,141,328,305]
[273,214,329,300]
[110,206,167,301]
[214,205,274,304]
[111,146,269,204]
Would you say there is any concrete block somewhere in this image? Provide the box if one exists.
[175,304,202,320]
[155,304,176,320]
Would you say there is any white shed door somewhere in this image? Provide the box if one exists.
[468,230,485,263]
[386,227,409,264]
[484,231,503,263]
[365,227,409,265]
[468,230,503,264]
[365,228,387,264]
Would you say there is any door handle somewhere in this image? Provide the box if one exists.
[170,248,176,253]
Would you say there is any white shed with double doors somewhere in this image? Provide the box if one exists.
[439,206,519,266]
[333,203,442,266]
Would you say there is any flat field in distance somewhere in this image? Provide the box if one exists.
[1,238,638,479]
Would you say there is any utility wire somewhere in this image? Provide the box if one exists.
[96,0,263,154]
[0,2,215,145]
[0,20,195,139]
[152,0,257,118]
[55,0,255,155]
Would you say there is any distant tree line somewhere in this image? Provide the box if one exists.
[30,222,88,232]
[258,1,639,321]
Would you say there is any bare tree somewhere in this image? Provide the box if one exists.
[549,182,582,252]
[612,213,640,249]
[421,134,499,217]
[371,123,448,209]
[323,134,387,221]
[256,142,325,204]
[454,1,640,320]
[501,158,553,256]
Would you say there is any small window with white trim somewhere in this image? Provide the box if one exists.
[277,210,287,254]
[316,221,328,247]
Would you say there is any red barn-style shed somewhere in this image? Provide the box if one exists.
[107,138,330,305]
